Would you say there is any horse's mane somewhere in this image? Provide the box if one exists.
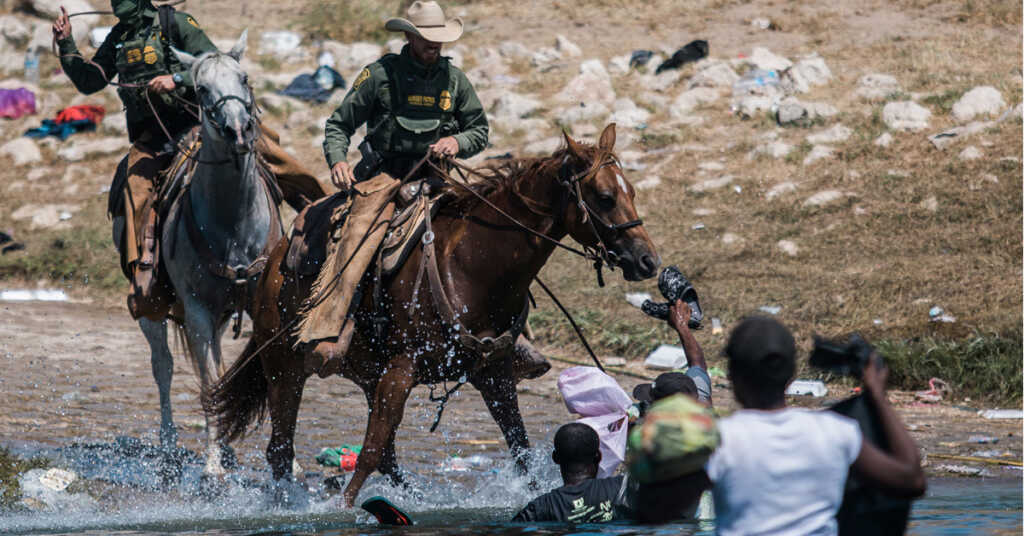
[442,141,615,212]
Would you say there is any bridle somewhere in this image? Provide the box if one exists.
[555,154,644,286]
[191,55,259,157]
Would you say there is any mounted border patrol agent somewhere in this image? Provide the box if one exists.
[303,1,547,380]
[53,0,327,320]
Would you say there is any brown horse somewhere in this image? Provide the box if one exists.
[206,124,660,505]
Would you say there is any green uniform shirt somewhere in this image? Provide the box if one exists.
[323,45,489,170]
[57,8,216,137]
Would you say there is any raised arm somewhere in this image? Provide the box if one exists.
[55,8,118,95]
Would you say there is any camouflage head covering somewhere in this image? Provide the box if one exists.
[625,394,720,483]
[110,0,155,27]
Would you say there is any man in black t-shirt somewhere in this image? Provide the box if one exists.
[512,423,631,523]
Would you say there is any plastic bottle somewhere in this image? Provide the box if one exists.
[732,68,779,96]
[24,47,39,85]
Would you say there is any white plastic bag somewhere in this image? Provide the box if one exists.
[558,366,632,477]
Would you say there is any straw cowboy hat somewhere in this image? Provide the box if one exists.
[385,1,464,43]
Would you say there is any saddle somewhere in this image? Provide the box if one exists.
[284,179,442,279]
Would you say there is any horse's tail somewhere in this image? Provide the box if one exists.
[202,336,269,444]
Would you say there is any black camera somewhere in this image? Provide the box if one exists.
[809,333,877,377]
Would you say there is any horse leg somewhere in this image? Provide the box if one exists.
[139,317,177,449]
[180,299,227,475]
[343,356,416,506]
[265,347,307,482]
[361,386,404,486]
[473,372,531,474]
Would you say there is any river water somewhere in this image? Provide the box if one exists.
[1,439,1020,536]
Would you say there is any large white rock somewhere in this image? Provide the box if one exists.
[524,136,562,155]
[689,175,734,192]
[806,124,852,144]
[57,137,129,162]
[733,95,773,118]
[745,47,792,71]
[783,54,832,93]
[855,73,901,100]
[344,42,384,71]
[777,240,799,256]
[555,35,582,57]
[687,59,739,89]
[0,15,30,46]
[803,190,845,207]
[530,47,561,67]
[874,132,894,147]
[608,54,631,75]
[29,0,97,44]
[499,41,530,59]
[1,137,42,166]
[803,144,834,165]
[749,141,793,160]
[11,203,82,229]
[492,93,542,120]
[608,98,650,128]
[555,101,610,124]
[670,87,719,118]
[882,101,931,131]
[259,31,303,58]
[951,86,1006,122]
[958,146,982,160]
[555,59,615,105]
[766,181,797,198]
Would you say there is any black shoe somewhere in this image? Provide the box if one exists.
[640,266,704,329]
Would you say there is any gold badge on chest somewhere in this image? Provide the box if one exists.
[143,45,158,65]
[439,90,452,111]
[125,48,143,63]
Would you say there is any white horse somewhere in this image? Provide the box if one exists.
[114,30,283,474]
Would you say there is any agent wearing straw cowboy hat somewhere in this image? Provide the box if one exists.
[310,2,552,380]
[323,0,489,189]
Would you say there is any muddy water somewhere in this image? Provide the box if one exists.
[1,301,1022,535]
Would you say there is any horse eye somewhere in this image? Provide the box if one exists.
[597,193,616,211]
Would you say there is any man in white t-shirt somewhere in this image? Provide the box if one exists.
[706,316,926,536]
[631,316,926,532]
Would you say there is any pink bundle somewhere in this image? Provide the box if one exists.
[558,366,633,477]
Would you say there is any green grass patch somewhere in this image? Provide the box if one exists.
[0,446,49,509]
[0,202,123,293]
[920,89,964,115]
[876,331,1023,405]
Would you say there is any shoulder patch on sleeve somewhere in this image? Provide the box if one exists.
[353,68,371,90]
[185,15,199,28]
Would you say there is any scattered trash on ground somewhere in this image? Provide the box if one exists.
[914,378,950,403]
[629,50,653,68]
[0,230,25,255]
[0,88,36,119]
[968,435,999,444]
[979,409,1024,419]
[935,464,994,477]
[278,66,346,103]
[0,289,69,302]
[711,317,722,335]
[758,305,782,315]
[708,366,726,378]
[25,105,106,140]
[316,445,362,471]
[785,380,828,397]
[644,344,688,370]
[604,357,627,367]
[655,40,708,74]
[38,468,76,492]
[691,222,706,230]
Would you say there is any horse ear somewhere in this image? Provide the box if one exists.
[171,47,198,70]
[227,29,248,61]
[561,128,585,160]
[598,123,617,152]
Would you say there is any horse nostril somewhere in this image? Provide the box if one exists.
[640,254,659,274]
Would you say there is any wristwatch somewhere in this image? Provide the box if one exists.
[171,73,183,86]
